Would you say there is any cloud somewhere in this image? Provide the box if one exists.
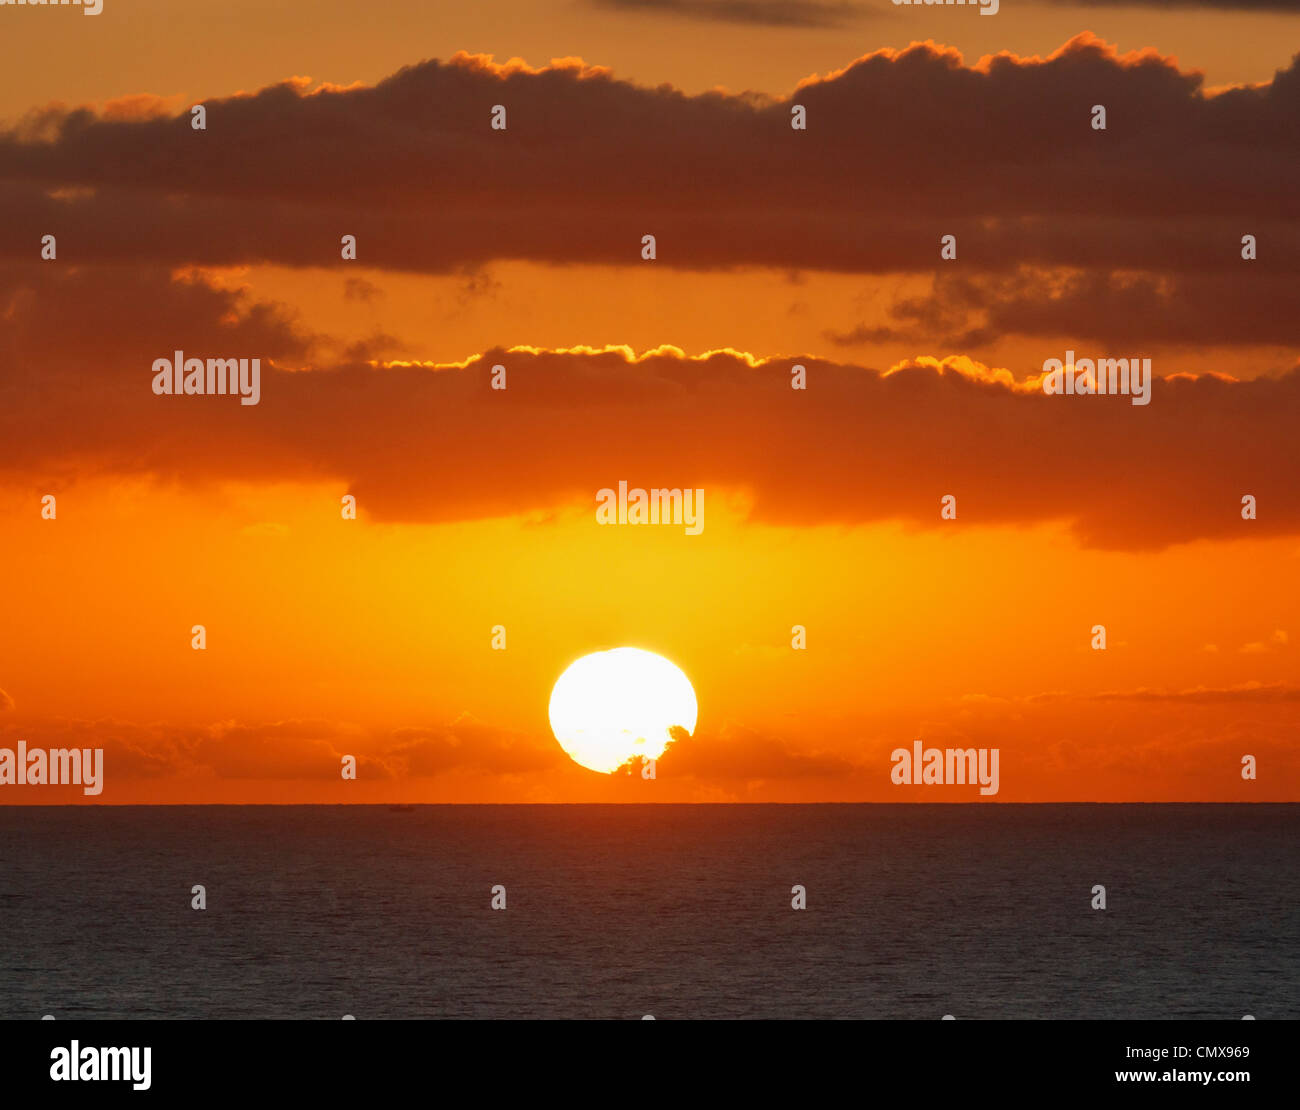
[0,719,196,779]
[826,265,1300,349]
[971,680,1300,705]
[658,721,867,780]
[3,264,1298,552]
[194,719,381,780]
[384,715,563,776]
[342,277,382,303]
[1089,681,1300,702]
[0,714,559,782]
[590,0,868,27]
[1238,629,1289,653]
[1,36,1296,280]
[2,697,1294,800]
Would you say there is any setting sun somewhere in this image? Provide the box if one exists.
[548,648,698,774]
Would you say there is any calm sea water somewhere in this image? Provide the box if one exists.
[0,804,1295,1019]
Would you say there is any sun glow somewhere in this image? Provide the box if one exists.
[548,647,698,773]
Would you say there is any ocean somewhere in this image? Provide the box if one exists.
[1,804,1295,1019]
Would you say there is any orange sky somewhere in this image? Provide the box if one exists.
[0,1,1297,803]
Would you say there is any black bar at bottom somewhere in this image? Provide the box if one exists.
[1,1019,1288,1099]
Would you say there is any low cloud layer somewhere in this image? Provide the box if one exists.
[2,688,1293,802]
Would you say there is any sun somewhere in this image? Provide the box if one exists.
[548,647,698,773]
